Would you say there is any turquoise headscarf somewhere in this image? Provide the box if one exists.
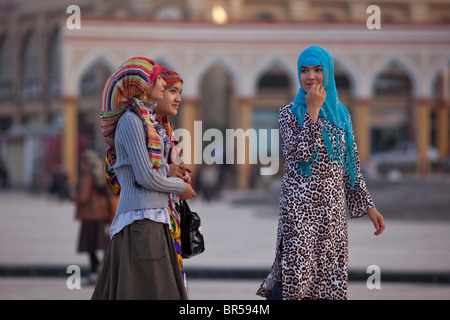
[290,45,358,189]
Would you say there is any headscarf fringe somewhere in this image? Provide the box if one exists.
[295,112,359,189]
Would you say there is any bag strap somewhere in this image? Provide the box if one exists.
[181,200,191,212]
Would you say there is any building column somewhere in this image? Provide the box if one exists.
[62,96,79,188]
[187,0,206,20]
[288,0,310,21]
[436,100,449,161]
[409,3,428,22]
[238,98,253,189]
[353,99,371,164]
[229,0,243,20]
[437,65,450,162]
[415,99,432,173]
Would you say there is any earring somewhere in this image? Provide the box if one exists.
[143,92,147,101]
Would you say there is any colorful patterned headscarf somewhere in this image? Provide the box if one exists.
[100,57,163,194]
[159,66,184,152]
[291,46,359,189]
[160,67,183,89]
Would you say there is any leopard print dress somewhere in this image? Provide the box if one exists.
[257,103,374,300]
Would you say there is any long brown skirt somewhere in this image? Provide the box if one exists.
[91,219,188,300]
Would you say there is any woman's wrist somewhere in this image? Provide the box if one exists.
[306,108,320,123]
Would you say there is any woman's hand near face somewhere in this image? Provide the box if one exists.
[305,84,326,122]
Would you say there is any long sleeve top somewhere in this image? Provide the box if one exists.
[279,103,374,218]
[109,109,186,238]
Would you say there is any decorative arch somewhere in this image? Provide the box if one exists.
[251,10,277,21]
[20,28,41,98]
[191,53,243,97]
[428,54,450,97]
[21,28,39,78]
[153,3,185,20]
[79,58,113,96]
[46,25,61,74]
[369,54,422,98]
[252,54,297,96]
[154,55,183,75]
[0,32,12,79]
[66,49,120,97]
[332,55,360,97]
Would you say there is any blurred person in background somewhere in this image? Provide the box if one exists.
[196,164,220,201]
[257,46,385,300]
[0,157,9,188]
[72,149,114,285]
[92,58,195,300]
[49,166,69,200]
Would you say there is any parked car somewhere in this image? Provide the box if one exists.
[371,141,439,174]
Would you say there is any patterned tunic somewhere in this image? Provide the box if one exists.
[257,103,374,300]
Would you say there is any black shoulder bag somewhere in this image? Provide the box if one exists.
[177,200,205,259]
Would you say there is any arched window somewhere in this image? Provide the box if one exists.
[47,26,61,97]
[200,63,234,130]
[0,33,13,99]
[154,4,185,20]
[80,60,111,96]
[374,62,412,94]
[252,11,276,22]
[258,68,290,90]
[256,64,291,99]
[372,61,413,152]
[21,30,40,99]
[334,64,352,110]
[318,12,338,22]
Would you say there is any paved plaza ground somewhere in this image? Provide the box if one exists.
[1,174,450,300]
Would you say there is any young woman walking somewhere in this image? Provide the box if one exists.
[257,46,385,300]
[158,66,191,294]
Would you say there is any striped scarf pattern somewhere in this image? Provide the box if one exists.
[100,57,162,194]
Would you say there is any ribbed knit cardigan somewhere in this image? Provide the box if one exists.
[113,110,186,215]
